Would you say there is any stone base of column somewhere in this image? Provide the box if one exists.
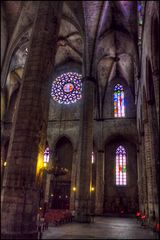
[69,196,75,211]
[154,203,159,220]
[74,213,91,223]
[1,231,38,239]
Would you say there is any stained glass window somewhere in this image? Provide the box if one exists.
[44,147,50,163]
[114,84,125,117]
[137,1,145,56]
[51,72,82,104]
[137,1,145,27]
[91,152,95,164]
[116,146,127,186]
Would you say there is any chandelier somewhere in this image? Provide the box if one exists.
[46,165,69,177]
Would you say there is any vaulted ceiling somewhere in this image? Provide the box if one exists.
[2,1,139,104]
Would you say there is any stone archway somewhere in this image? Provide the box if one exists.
[104,137,138,216]
[51,136,73,209]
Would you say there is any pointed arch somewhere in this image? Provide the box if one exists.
[54,136,73,172]
[51,136,73,209]
[114,84,125,117]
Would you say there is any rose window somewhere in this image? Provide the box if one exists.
[51,72,82,104]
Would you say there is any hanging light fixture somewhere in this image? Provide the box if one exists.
[72,187,76,192]
[47,165,68,177]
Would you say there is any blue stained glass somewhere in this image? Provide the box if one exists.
[138,1,144,26]
[138,4,141,11]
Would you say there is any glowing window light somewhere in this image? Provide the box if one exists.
[63,83,74,93]
[116,146,127,186]
[114,84,125,117]
[44,147,50,164]
[137,1,144,26]
[51,72,82,104]
[91,152,95,164]
[137,1,145,47]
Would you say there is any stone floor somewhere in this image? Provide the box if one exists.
[42,217,159,239]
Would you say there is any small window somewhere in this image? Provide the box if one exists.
[116,146,127,186]
[114,84,125,117]
[91,152,95,164]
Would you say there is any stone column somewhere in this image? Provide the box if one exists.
[44,152,53,204]
[140,130,149,216]
[147,102,159,222]
[44,173,51,203]
[75,77,95,223]
[1,2,62,239]
[143,120,154,219]
[95,150,104,215]
[1,146,6,183]
[152,71,159,128]
[70,150,77,211]
[137,145,142,211]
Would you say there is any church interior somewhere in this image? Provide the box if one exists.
[1,1,159,239]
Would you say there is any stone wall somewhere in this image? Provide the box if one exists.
[136,0,159,225]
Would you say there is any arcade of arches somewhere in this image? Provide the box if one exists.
[1,1,159,239]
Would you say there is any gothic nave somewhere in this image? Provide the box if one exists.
[1,1,159,239]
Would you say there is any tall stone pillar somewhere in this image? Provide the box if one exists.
[75,77,95,223]
[95,150,104,215]
[44,173,51,203]
[141,134,149,215]
[1,143,6,178]
[70,150,77,211]
[143,121,154,219]
[1,2,62,239]
[44,151,53,205]
[137,144,142,211]
[152,71,159,128]
[147,102,159,222]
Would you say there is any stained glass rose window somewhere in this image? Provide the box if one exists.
[51,72,82,104]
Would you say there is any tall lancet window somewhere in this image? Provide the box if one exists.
[91,152,95,164]
[114,84,125,117]
[116,146,127,186]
